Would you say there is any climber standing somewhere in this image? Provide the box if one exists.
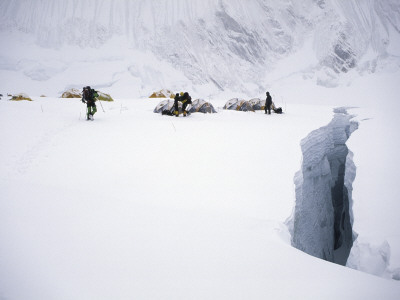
[265,91,272,115]
[174,92,192,117]
[82,86,99,120]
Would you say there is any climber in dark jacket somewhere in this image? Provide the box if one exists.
[265,91,272,114]
[82,86,98,120]
[174,92,192,117]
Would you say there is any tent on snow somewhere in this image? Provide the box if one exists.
[61,88,114,101]
[249,98,283,113]
[61,88,81,98]
[223,98,255,112]
[96,91,114,101]
[153,99,179,115]
[149,89,175,98]
[226,97,283,113]
[154,99,217,115]
[248,98,265,110]
[11,93,33,101]
[189,99,217,114]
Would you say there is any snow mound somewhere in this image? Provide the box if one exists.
[347,239,400,280]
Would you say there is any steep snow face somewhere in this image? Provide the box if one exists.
[287,108,358,266]
[0,0,399,95]
[314,0,400,78]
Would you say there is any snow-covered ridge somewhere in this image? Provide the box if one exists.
[0,0,399,96]
[287,108,358,265]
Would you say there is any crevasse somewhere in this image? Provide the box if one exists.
[286,108,358,265]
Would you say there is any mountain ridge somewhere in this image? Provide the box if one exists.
[0,0,399,96]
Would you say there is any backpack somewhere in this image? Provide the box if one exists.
[91,89,99,99]
[83,87,98,101]
[162,109,174,116]
[83,87,90,100]
[274,107,283,114]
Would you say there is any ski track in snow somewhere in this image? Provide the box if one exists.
[13,122,76,178]
[0,104,82,181]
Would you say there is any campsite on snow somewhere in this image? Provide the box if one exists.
[1,0,400,299]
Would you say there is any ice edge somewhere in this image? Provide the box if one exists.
[286,107,358,266]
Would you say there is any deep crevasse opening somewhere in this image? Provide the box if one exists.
[286,107,358,265]
[286,108,400,280]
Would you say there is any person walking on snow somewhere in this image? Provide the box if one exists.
[265,91,272,114]
[174,92,192,117]
[82,86,98,120]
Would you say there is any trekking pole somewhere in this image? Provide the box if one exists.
[282,97,286,113]
[97,98,105,113]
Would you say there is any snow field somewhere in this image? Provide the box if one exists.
[1,97,400,299]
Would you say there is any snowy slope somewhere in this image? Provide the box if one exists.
[0,0,399,97]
